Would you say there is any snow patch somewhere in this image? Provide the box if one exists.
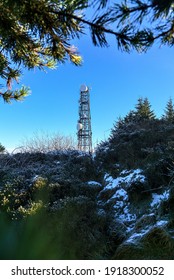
[120,169,146,185]
[119,212,137,223]
[156,220,168,227]
[31,175,39,182]
[87,181,102,186]
[150,190,170,208]
[102,169,146,225]
[104,169,146,190]
[126,227,152,244]
[112,188,128,201]
[126,220,168,245]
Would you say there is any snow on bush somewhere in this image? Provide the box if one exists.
[104,169,146,190]
[100,169,147,224]
[150,190,170,208]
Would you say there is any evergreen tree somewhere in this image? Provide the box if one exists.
[124,110,136,124]
[0,143,5,153]
[110,98,155,140]
[112,111,136,132]
[135,97,144,118]
[163,98,174,123]
[115,116,125,129]
[135,97,155,121]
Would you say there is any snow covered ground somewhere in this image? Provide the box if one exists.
[97,168,172,246]
[97,169,148,227]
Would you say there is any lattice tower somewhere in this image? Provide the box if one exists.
[77,85,92,153]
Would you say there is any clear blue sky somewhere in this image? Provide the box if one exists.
[1,31,174,151]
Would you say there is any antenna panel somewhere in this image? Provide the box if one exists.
[80,84,88,92]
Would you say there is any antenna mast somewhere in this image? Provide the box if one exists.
[77,85,92,153]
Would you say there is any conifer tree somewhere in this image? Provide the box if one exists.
[115,116,125,129]
[135,97,155,121]
[110,98,155,140]
[163,98,174,123]
[124,110,136,124]
[0,143,5,153]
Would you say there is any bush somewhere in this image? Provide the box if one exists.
[20,131,77,153]
[0,194,109,259]
[113,226,174,260]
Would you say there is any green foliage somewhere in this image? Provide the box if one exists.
[108,0,174,50]
[163,97,174,123]
[0,176,32,215]
[0,149,111,259]
[1,86,30,103]
[0,0,86,101]
[95,97,174,190]
[108,98,155,141]
[0,192,108,259]
[135,97,155,121]
[0,1,174,102]
[0,196,109,259]
[0,143,5,153]
[88,0,174,52]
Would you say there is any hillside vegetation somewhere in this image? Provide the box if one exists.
[1,97,174,259]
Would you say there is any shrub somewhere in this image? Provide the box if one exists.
[20,131,77,153]
[113,227,174,260]
[0,195,109,259]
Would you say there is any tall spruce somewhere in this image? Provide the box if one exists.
[109,98,155,140]
[163,98,174,123]
[135,97,155,121]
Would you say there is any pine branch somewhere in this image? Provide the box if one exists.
[51,9,154,50]
[0,86,30,103]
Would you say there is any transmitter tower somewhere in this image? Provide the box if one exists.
[77,85,92,153]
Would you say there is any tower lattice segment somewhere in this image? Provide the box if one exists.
[77,85,92,153]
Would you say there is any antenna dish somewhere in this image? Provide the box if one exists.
[77,122,83,130]
[80,84,88,92]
